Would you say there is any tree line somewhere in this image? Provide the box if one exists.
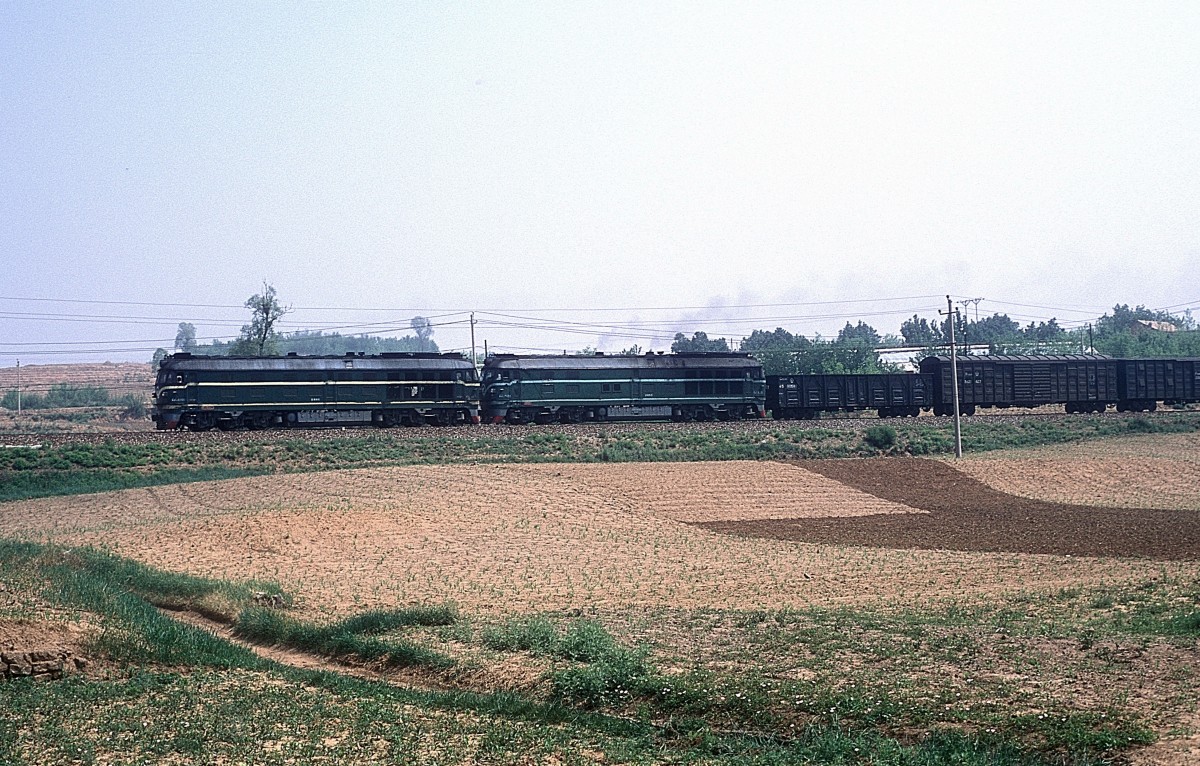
[670,304,1198,375]
[152,282,438,365]
[151,284,1198,377]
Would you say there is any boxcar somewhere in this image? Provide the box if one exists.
[767,373,932,419]
[153,352,479,430]
[918,354,1118,414]
[1115,358,1200,411]
[481,352,766,424]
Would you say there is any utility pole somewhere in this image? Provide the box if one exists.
[16,360,20,418]
[940,296,963,459]
[470,312,477,369]
[959,297,983,345]
[960,297,983,323]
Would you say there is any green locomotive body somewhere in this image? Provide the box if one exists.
[153,352,479,430]
[481,352,766,424]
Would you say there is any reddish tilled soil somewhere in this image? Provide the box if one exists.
[692,458,1200,560]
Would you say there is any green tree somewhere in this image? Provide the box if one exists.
[410,316,435,352]
[232,282,290,356]
[740,328,810,375]
[671,331,730,353]
[967,314,1019,345]
[900,315,940,345]
[1022,318,1066,342]
[174,322,197,351]
[835,321,881,346]
[1095,304,1180,338]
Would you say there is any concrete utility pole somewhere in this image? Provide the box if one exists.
[470,312,477,369]
[941,296,963,459]
[15,360,20,417]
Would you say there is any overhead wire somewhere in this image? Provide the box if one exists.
[2,292,1195,361]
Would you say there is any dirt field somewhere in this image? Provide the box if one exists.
[699,456,1200,558]
[0,362,152,397]
[7,459,1197,621]
[947,432,1200,510]
[0,361,155,432]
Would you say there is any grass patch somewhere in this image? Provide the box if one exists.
[3,413,1199,503]
[1,541,1177,764]
[0,466,274,503]
[233,606,456,669]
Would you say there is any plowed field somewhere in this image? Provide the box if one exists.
[948,432,1200,510]
[697,456,1200,558]
[7,459,1197,620]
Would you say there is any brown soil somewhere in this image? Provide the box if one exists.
[7,462,1189,621]
[948,433,1200,510]
[0,616,96,656]
[0,361,155,433]
[692,458,1200,559]
[517,461,925,522]
[0,362,152,396]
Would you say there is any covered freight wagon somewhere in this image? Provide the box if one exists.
[919,354,1118,414]
[1115,358,1200,411]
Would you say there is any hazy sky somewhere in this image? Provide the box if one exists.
[3,1,1198,364]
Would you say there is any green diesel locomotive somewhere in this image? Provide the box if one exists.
[153,352,479,430]
[481,352,766,424]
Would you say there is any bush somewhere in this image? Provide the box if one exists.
[2,385,131,411]
[551,648,653,708]
[1,390,45,410]
[482,616,561,654]
[863,425,897,450]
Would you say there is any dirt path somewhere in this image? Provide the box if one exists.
[691,458,1200,559]
[165,608,450,690]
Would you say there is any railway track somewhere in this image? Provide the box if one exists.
[1,408,1195,448]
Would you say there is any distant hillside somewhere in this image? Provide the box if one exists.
[0,362,153,398]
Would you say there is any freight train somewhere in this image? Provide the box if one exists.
[152,351,1199,430]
